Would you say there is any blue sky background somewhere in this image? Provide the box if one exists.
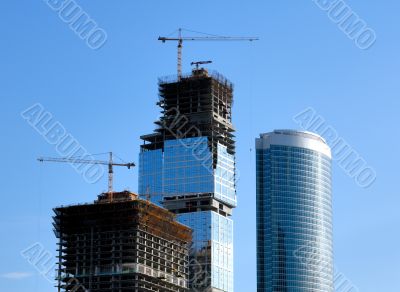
[1,0,399,291]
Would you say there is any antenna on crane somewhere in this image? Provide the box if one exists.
[158,28,258,79]
[37,152,135,202]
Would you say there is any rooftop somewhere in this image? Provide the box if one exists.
[257,129,331,158]
[158,69,234,89]
[260,129,328,145]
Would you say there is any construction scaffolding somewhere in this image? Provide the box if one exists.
[54,191,192,292]
[140,68,235,165]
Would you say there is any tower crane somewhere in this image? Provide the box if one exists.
[158,28,258,79]
[191,60,212,70]
[38,152,135,200]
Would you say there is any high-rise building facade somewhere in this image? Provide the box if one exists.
[139,68,236,291]
[256,130,333,292]
[54,191,191,292]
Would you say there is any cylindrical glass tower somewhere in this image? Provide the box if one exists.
[256,130,333,292]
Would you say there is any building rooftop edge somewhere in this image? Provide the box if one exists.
[257,129,331,158]
[259,129,328,145]
[158,69,234,89]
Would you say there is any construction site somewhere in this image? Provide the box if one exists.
[53,191,192,292]
[141,68,236,164]
[48,29,255,292]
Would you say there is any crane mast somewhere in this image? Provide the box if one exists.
[108,152,113,193]
[177,28,183,78]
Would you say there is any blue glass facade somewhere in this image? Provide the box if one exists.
[214,144,236,207]
[164,138,214,194]
[139,137,236,207]
[178,211,233,292]
[256,130,333,292]
[139,137,235,291]
[138,148,163,203]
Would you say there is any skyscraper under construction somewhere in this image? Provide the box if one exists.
[54,191,192,292]
[139,68,236,291]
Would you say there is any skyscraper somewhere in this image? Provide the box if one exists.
[139,68,236,291]
[256,130,333,292]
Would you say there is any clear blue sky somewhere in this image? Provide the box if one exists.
[1,1,399,291]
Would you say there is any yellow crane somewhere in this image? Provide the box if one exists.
[158,28,259,79]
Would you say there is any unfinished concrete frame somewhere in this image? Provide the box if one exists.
[54,191,192,292]
[141,69,235,167]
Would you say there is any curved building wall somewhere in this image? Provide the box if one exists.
[256,130,333,292]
